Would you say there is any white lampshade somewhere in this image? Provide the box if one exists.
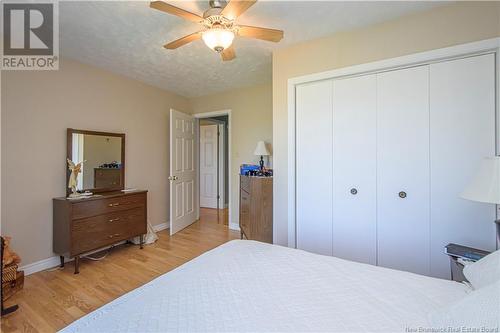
[254,141,270,156]
[202,28,234,52]
[461,156,500,204]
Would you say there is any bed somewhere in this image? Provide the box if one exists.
[61,240,470,332]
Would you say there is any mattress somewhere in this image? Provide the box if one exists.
[61,240,470,332]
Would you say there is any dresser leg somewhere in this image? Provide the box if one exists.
[59,256,65,268]
[140,235,144,249]
[74,256,80,274]
[240,231,243,240]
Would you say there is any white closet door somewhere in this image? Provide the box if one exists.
[430,54,497,278]
[332,75,377,264]
[377,66,430,275]
[200,124,218,209]
[296,80,333,256]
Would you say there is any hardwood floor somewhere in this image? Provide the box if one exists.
[200,207,229,226]
[1,210,238,333]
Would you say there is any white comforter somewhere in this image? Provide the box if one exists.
[61,240,469,332]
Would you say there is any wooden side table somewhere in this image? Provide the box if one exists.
[445,243,490,282]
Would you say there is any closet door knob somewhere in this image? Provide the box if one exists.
[399,191,407,199]
[350,188,358,195]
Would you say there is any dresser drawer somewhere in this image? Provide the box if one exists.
[72,193,146,220]
[70,207,146,256]
[240,176,251,194]
[240,190,250,214]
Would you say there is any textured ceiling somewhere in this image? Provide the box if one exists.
[60,1,443,97]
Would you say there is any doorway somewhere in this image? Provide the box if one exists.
[196,111,230,226]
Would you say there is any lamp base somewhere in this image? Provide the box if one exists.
[259,156,264,171]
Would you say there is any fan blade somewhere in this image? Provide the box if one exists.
[221,46,236,61]
[164,32,201,49]
[221,0,257,20]
[238,25,283,42]
[150,1,203,22]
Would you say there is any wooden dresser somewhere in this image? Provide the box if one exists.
[239,176,272,243]
[53,190,147,274]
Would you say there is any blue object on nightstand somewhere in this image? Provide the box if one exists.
[240,164,259,175]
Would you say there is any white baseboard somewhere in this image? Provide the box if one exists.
[229,222,240,231]
[153,222,169,232]
[20,222,170,276]
[20,256,62,276]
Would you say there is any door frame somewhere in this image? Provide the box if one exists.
[193,110,235,230]
[286,38,500,248]
[199,121,225,209]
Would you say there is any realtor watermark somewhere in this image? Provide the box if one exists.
[1,1,59,70]
[406,326,499,333]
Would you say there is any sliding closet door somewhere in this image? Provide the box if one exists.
[377,66,430,275]
[332,75,377,265]
[296,80,333,256]
[430,54,496,278]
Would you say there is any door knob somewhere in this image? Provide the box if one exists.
[350,188,358,195]
[168,176,178,181]
[399,191,407,199]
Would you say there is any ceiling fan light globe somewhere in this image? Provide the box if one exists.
[202,28,234,52]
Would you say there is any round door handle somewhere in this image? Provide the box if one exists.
[350,188,358,195]
[399,191,407,199]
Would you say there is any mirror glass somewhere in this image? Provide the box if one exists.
[71,133,123,192]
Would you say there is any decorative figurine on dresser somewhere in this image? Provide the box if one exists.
[53,129,147,274]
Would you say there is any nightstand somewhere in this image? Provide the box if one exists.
[445,243,490,282]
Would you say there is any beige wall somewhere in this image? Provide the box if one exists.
[189,83,273,227]
[1,58,190,266]
[273,2,500,245]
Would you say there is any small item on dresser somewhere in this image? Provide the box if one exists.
[240,164,259,176]
[247,168,273,177]
[253,141,271,171]
[67,159,86,198]
[121,188,139,193]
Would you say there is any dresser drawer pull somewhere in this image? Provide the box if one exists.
[108,217,121,223]
[108,233,121,239]
[108,203,120,207]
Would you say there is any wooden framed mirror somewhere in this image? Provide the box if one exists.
[66,128,125,196]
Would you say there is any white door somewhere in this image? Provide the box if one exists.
[430,54,497,278]
[332,74,377,265]
[376,66,430,275]
[170,109,196,235]
[200,124,218,208]
[296,80,333,256]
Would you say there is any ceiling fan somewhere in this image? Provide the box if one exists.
[150,0,284,61]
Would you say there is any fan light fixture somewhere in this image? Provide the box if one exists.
[202,28,235,53]
[150,0,284,61]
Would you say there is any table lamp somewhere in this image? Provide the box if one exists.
[461,156,500,249]
[254,141,270,171]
